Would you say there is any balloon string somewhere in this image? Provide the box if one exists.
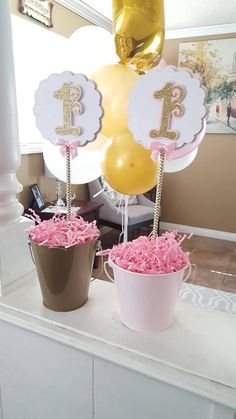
[119,198,125,244]
[123,195,129,243]
[66,146,72,220]
[152,151,166,239]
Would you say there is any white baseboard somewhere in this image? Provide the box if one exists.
[160,222,236,242]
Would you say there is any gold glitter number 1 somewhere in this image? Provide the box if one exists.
[150,82,185,141]
[54,83,82,136]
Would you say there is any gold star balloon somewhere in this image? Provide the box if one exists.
[113,0,165,73]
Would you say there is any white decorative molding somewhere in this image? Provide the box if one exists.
[165,23,236,39]
[160,222,236,242]
[55,0,236,39]
[55,1,236,40]
[54,0,112,32]
[0,279,236,410]
[0,174,24,225]
[0,2,24,225]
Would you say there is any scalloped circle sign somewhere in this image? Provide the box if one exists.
[33,71,103,146]
[128,65,207,149]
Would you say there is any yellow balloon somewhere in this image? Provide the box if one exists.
[113,0,165,73]
[91,64,138,138]
[102,132,158,195]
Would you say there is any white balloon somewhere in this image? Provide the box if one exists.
[66,26,118,77]
[165,148,198,173]
[43,141,102,184]
[41,27,114,184]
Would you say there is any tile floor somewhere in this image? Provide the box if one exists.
[93,228,236,293]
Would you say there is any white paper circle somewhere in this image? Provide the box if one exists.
[128,65,207,149]
[165,148,198,173]
[43,141,102,184]
[34,71,103,146]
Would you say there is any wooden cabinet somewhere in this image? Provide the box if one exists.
[30,199,103,226]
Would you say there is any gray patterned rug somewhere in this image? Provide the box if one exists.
[179,283,236,315]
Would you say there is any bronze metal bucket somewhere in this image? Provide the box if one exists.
[30,239,97,312]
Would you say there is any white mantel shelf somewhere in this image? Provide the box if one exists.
[0,274,235,411]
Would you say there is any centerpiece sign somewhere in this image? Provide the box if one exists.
[128,65,207,238]
[28,71,103,312]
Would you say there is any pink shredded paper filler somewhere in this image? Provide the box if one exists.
[27,210,99,248]
[97,231,190,275]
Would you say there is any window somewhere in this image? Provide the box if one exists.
[12,15,66,154]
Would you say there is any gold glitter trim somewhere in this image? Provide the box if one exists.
[65,146,71,220]
[150,82,185,141]
[54,83,82,137]
[152,151,165,239]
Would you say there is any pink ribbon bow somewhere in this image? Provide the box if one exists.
[150,142,176,162]
[56,139,80,160]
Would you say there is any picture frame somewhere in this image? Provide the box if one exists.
[29,184,46,210]
[178,38,236,134]
[19,0,53,28]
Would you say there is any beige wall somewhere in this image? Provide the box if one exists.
[11,0,91,37]
[17,154,88,209]
[10,0,91,208]
[161,36,236,233]
[9,2,236,231]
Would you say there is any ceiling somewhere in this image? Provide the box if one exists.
[67,0,236,37]
[82,0,236,30]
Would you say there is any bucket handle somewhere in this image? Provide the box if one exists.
[28,241,35,265]
[104,260,115,283]
[104,261,194,284]
[183,264,194,282]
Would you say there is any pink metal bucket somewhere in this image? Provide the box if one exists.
[104,259,191,332]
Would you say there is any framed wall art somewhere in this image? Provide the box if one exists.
[179,38,236,134]
[19,0,53,28]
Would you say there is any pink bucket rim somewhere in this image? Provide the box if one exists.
[108,258,190,278]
